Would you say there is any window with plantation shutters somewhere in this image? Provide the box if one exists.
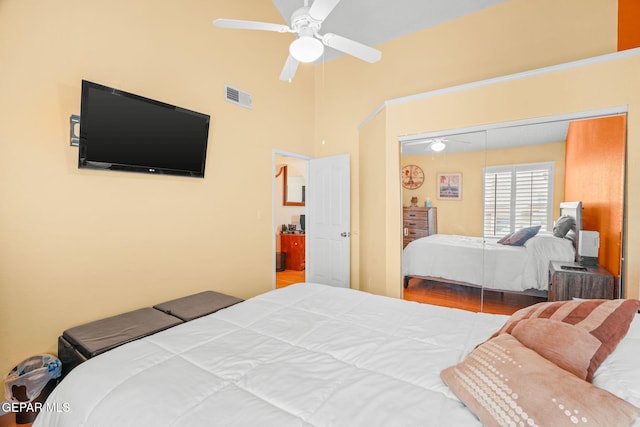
[483,162,554,238]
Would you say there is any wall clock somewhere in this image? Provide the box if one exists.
[401,165,424,189]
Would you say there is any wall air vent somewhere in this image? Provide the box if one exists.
[224,85,252,110]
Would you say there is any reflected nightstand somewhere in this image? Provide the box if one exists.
[548,261,614,301]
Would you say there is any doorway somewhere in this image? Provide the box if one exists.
[273,152,309,289]
[272,151,352,290]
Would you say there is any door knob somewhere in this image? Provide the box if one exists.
[340,232,351,237]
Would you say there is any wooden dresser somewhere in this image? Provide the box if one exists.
[280,234,305,271]
[403,207,437,248]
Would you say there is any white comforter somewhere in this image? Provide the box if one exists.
[35,283,639,427]
[36,283,507,427]
[402,232,575,292]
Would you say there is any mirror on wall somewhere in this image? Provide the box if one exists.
[400,112,627,315]
[283,165,306,206]
[401,129,488,314]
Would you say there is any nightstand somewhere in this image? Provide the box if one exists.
[548,261,614,301]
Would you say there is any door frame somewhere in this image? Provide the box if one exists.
[272,149,311,290]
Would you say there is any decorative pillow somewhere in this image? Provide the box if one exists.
[490,299,640,381]
[553,215,575,238]
[498,225,541,246]
[496,232,513,244]
[441,334,640,427]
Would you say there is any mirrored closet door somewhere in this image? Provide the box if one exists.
[400,113,626,315]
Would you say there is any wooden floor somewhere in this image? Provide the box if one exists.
[276,273,542,315]
[0,413,31,427]
[403,277,546,315]
[276,269,305,288]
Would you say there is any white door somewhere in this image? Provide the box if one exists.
[306,154,350,287]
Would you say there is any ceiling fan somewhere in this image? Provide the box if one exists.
[213,0,382,82]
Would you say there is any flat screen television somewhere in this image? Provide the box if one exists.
[79,80,210,177]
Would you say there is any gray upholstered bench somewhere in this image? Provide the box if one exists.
[58,307,183,378]
[153,290,243,321]
[58,291,243,378]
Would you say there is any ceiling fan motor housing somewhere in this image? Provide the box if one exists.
[291,7,322,34]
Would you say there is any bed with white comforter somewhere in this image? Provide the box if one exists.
[402,232,575,292]
[35,283,640,427]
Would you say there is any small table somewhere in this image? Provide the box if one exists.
[548,261,614,301]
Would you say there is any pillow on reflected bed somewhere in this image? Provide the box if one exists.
[496,232,514,244]
[497,225,541,246]
[553,215,575,237]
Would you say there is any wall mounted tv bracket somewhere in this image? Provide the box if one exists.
[70,114,80,146]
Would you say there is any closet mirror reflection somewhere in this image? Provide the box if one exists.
[401,129,487,314]
[401,112,626,315]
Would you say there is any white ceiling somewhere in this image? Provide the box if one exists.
[271,0,507,62]
[401,121,572,155]
[266,1,615,154]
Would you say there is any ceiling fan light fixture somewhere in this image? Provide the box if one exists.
[289,36,324,63]
[430,139,446,152]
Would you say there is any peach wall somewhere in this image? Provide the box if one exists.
[358,109,389,295]
[316,0,617,160]
[367,51,640,300]
[316,0,617,292]
[0,0,314,376]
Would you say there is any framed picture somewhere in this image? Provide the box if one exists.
[437,173,462,200]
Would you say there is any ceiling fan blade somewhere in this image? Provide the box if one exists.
[448,138,472,144]
[279,55,299,82]
[213,19,290,33]
[308,0,342,21]
[322,33,381,63]
[402,140,430,147]
[403,139,444,148]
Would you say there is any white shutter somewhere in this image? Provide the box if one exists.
[514,167,551,230]
[484,162,554,238]
[483,170,513,237]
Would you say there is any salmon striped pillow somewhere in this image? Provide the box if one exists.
[490,299,640,382]
[442,334,640,427]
